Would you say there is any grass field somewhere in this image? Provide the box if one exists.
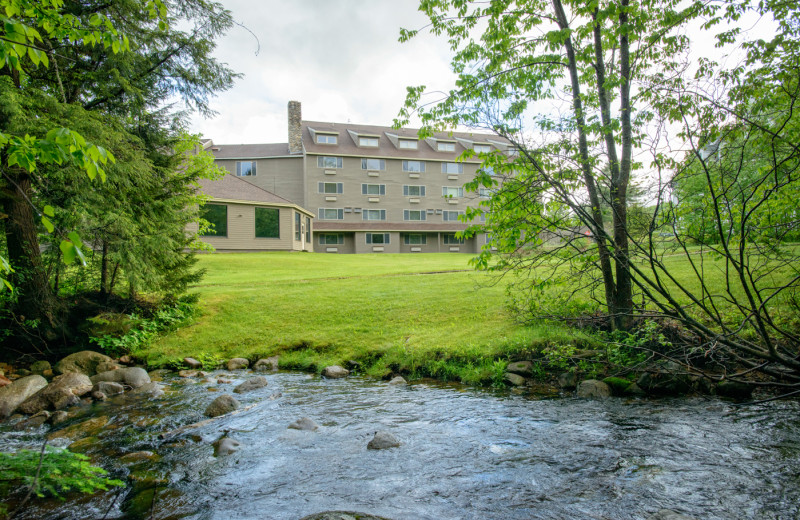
[139,252,593,384]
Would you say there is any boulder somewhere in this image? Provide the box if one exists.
[602,377,633,395]
[716,381,753,399]
[49,410,69,426]
[233,376,268,394]
[118,355,134,365]
[95,361,123,373]
[557,372,578,390]
[388,376,407,385]
[322,365,349,379]
[128,382,165,399]
[183,357,202,369]
[647,510,697,520]
[504,373,526,386]
[90,367,150,389]
[17,373,93,414]
[227,358,249,370]
[54,351,113,376]
[15,411,50,430]
[47,415,109,441]
[96,381,125,396]
[0,375,11,388]
[178,370,200,378]
[0,376,45,415]
[91,391,107,401]
[367,431,401,450]
[213,436,241,456]
[576,379,612,398]
[29,360,51,375]
[506,361,534,377]
[624,383,647,396]
[253,356,279,371]
[288,417,319,431]
[204,394,239,417]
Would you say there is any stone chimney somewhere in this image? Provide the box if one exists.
[288,100,302,155]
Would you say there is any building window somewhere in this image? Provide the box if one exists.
[359,136,379,147]
[200,204,227,237]
[362,209,386,221]
[474,144,492,153]
[318,182,343,194]
[361,184,386,195]
[399,139,418,149]
[361,158,386,171]
[255,207,280,238]
[319,208,344,220]
[404,234,427,245]
[441,162,463,174]
[402,160,426,173]
[403,185,426,196]
[443,233,464,245]
[479,187,494,197]
[366,233,390,244]
[295,212,301,240]
[236,161,256,177]
[442,186,464,198]
[403,209,426,221]
[317,156,343,168]
[437,141,456,152]
[443,210,464,221]
[481,166,496,176]
[317,134,337,144]
[319,233,344,245]
[305,217,311,242]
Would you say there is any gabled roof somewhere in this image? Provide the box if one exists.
[199,174,314,217]
[302,120,510,161]
[208,143,295,159]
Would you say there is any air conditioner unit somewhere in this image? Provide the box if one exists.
[435,209,442,214]
[354,208,362,213]
[344,208,352,213]
[426,209,434,214]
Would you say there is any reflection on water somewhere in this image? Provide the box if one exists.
[2,371,799,520]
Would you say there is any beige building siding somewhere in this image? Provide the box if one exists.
[353,232,400,254]
[196,202,306,252]
[216,157,305,205]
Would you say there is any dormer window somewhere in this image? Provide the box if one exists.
[236,161,256,176]
[437,141,456,152]
[317,134,338,145]
[399,139,418,150]
[359,136,379,147]
[474,144,492,153]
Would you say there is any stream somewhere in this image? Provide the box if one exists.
[2,370,799,520]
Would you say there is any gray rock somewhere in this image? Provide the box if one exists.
[288,417,319,431]
[18,373,93,414]
[624,383,647,396]
[577,379,612,398]
[29,360,51,375]
[0,375,48,418]
[95,361,123,373]
[253,356,279,371]
[367,431,401,450]
[504,373,526,386]
[90,367,150,389]
[118,355,134,365]
[506,361,533,377]
[388,376,407,385]
[49,410,69,426]
[178,370,200,378]
[183,357,202,369]
[54,351,113,376]
[91,391,107,401]
[557,372,578,390]
[322,365,349,379]
[227,358,249,370]
[128,382,165,399]
[213,437,241,456]
[647,510,697,520]
[204,394,239,417]
[233,376,268,394]
[96,381,125,396]
[15,410,50,430]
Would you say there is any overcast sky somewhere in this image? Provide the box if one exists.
[188,1,455,145]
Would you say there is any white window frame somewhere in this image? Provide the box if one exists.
[317,134,338,145]
[437,141,456,152]
[403,185,426,197]
[366,232,390,244]
[404,234,427,245]
[443,210,464,221]
[362,209,386,221]
[359,136,379,147]
[441,162,463,174]
[361,158,386,171]
[402,160,426,173]
[318,208,344,220]
[319,233,344,245]
[399,139,418,149]
[474,144,492,153]
[361,183,386,196]
[317,156,343,169]
[403,209,427,221]
[442,186,464,198]
[318,182,343,194]
[235,161,256,177]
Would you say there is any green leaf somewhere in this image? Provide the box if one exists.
[60,240,76,264]
[41,215,54,233]
[43,205,55,217]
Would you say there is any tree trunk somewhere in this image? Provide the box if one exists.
[100,239,109,296]
[1,168,59,329]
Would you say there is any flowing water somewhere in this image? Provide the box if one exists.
[2,371,799,520]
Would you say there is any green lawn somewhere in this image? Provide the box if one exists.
[140,252,591,383]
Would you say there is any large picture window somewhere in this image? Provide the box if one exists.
[236,161,256,176]
[200,204,227,237]
[403,185,426,196]
[403,210,426,221]
[402,160,425,173]
[318,182,343,194]
[366,233,390,244]
[442,186,464,198]
[317,156,343,168]
[443,210,464,221]
[362,209,386,221]
[255,207,280,238]
[441,162,463,174]
[319,234,344,245]
[319,208,344,220]
[361,158,386,171]
[361,184,386,195]
[404,234,427,245]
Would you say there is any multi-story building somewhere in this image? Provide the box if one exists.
[206,101,510,253]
